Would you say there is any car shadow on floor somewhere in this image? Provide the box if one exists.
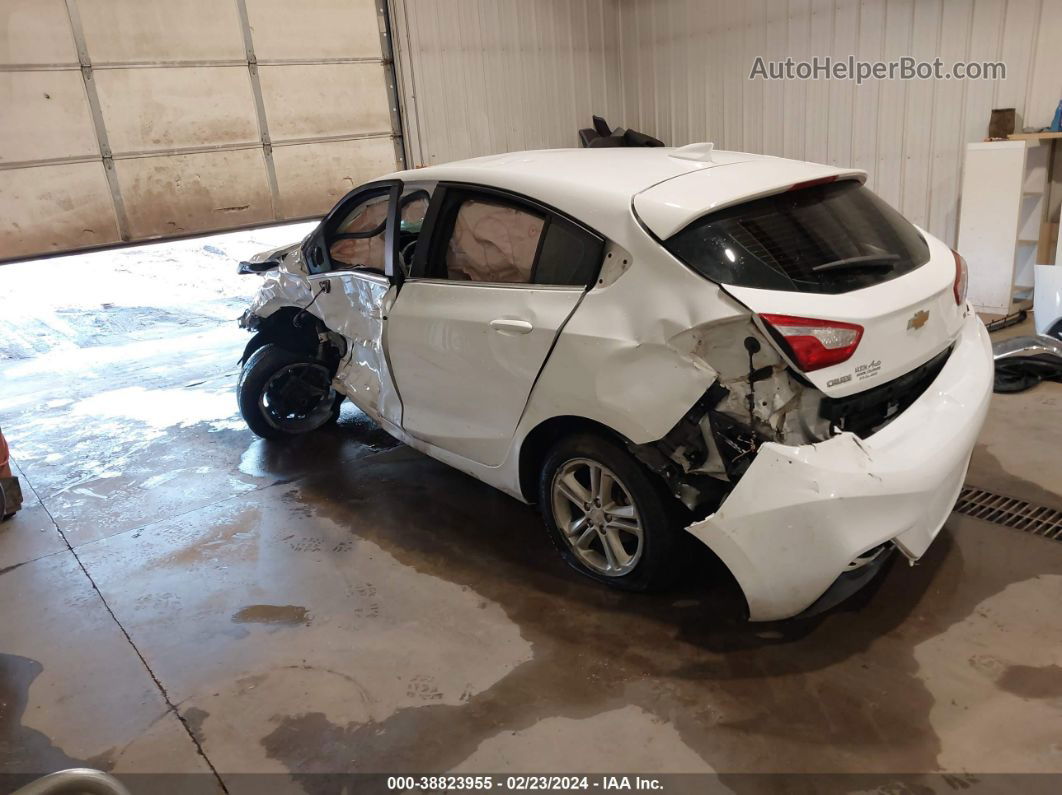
[251,419,981,779]
[235,405,402,484]
[266,412,954,672]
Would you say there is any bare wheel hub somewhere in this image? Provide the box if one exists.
[259,362,336,433]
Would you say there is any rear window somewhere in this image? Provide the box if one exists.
[534,216,602,286]
[663,179,930,294]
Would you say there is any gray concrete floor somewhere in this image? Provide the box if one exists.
[1,239,1061,789]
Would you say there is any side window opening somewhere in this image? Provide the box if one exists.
[326,193,390,273]
[445,197,545,283]
[397,189,432,274]
[533,216,603,287]
[424,188,604,287]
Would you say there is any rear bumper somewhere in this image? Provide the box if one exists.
[795,543,896,619]
[687,312,993,621]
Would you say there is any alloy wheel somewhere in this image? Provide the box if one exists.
[550,457,644,576]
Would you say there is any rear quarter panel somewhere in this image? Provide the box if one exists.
[514,222,748,447]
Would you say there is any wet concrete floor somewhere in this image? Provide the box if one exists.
[1,249,1060,791]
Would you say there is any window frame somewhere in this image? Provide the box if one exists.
[409,182,606,289]
[302,180,403,278]
[393,181,437,278]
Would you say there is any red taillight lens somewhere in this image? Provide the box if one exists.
[951,248,968,306]
[759,314,864,372]
[787,175,838,191]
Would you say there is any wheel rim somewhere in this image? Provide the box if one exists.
[258,362,336,433]
[550,457,644,577]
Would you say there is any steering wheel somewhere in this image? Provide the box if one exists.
[400,239,418,272]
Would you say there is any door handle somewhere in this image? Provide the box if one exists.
[489,318,534,335]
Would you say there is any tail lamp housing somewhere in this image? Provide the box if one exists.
[759,314,864,372]
[951,248,969,306]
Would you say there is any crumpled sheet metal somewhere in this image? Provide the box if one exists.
[515,232,749,448]
[248,268,314,320]
[326,273,402,427]
[247,257,401,426]
[685,312,993,620]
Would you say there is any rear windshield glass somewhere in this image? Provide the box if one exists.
[663,179,930,294]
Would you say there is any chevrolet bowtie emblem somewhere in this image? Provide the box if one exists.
[907,309,930,330]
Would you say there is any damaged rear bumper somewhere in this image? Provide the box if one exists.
[687,312,993,621]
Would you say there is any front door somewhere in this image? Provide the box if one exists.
[302,181,432,428]
[387,185,604,466]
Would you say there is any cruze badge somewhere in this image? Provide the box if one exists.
[907,309,929,330]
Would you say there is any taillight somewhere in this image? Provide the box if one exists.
[759,314,864,372]
[787,175,838,191]
[951,248,968,306]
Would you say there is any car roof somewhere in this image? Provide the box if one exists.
[391,147,865,242]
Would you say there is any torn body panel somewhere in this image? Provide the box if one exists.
[515,232,748,450]
[672,316,831,445]
[514,231,836,513]
[686,312,993,621]
[307,270,401,428]
[241,248,400,429]
[247,263,314,321]
[630,316,831,513]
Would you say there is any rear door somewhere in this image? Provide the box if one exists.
[386,184,603,466]
[653,177,967,398]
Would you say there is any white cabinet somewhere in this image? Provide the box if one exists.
[957,134,1061,315]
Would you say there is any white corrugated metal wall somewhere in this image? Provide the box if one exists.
[614,0,1062,248]
[392,0,625,166]
[394,0,1061,249]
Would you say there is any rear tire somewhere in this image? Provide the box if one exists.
[538,432,681,592]
[237,344,342,439]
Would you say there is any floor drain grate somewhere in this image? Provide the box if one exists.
[955,487,1062,540]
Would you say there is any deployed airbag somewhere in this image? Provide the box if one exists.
[446,199,544,283]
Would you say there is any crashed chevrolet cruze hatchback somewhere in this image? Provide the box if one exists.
[234,145,993,620]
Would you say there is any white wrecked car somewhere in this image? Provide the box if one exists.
[236,145,993,620]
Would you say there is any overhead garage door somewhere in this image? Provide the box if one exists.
[0,0,403,262]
